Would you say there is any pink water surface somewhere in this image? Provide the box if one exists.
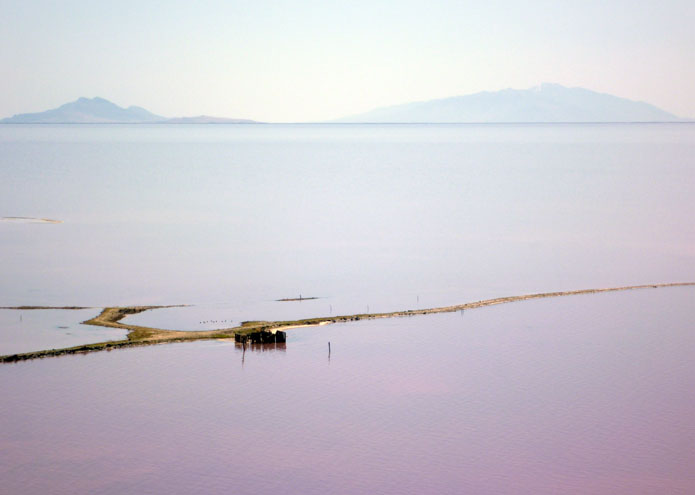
[1,286,693,494]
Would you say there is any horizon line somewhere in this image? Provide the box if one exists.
[2,120,694,125]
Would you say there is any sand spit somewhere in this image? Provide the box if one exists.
[1,216,63,224]
[1,282,693,363]
[0,306,91,310]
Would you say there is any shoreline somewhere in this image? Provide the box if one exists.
[1,282,693,363]
[0,305,92,310]
[0,216,63,224]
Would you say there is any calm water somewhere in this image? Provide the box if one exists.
[1,287,693,494]
[0,308,123,355]
[1,124,694,318]
[1,124,694,493]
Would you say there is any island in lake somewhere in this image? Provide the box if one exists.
[0,97,260,124]
[334,83,686,123]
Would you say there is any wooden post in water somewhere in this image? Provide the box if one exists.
[328,341,331,358]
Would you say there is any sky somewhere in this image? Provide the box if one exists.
[1,0,693,122]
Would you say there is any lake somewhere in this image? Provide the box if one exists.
[1,123,694,493]
[1,123,693,313]
[1,287,693,494]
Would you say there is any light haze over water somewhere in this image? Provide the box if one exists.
[1,123,693,323]
[1,123,695,494]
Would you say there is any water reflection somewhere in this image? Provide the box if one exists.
[234,341,287,353]
[235,341,286,367]
[0,287,693,494]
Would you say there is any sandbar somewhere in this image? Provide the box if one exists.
[1,282,693,363]
[1,216,63,224]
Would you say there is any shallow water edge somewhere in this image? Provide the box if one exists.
[1,282,692,363]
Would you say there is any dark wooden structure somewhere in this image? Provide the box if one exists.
[235,330,287,344]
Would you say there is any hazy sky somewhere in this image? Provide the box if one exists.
[1,0,693,122]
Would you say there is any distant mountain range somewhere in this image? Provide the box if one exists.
[2,85,688,124]
[0,97,258,124]
[335,84,685,123]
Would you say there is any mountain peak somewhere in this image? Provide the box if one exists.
[1,98,261,124]
[2,97,165,123]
